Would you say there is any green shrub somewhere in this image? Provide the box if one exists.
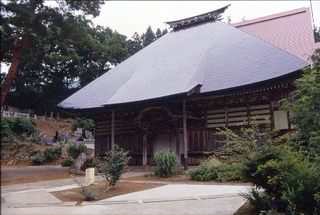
[71,175,105,201]
[61,156,75,167]
[1,117,38,139]
[1,118,14,138]
[189,156,243,182]
[240,187,271,214]
[29,132,46,145]
[153,149,177,177]
[215,120,278,159]
[189,165,215,181]
[214,163,243,182]
[98,145,130,187]
[281,157,320,215]
[315,192,320,205]
[67,143,87,159]
[241,145,286,190]
[13,117,37,136]
[44,147,61,162]
[190,163,243,182]
[30,153,45,165]
[243,148,320,214]
[172,168,186,175]
[73,117,95,133]
[144,172,155,177]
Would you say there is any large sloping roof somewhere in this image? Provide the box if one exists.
[233,7,320,64]
[58,14,308,110]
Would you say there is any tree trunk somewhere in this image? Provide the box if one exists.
[1,38,24,108]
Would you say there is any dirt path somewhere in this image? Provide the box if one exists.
[1,165,71,186]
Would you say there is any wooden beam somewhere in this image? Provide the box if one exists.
[183,99,188,170]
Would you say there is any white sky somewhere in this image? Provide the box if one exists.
[1,0,319,72]
[93,1,320,38]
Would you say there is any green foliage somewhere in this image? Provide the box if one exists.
[67,143,87,159]
[29,132,46,145]
[314,26,320,43]
[1,0,121,113]
[73,117,95,133]
[189,121,279,183]
[281,158,320,215]
[243,149,320,214]
[61,156,75,167]
[315,192,320,205]
[242,145,286,192]
[98,145,130,187]
[189,156,243,182]
[240,49,320,214]
[12,117,39,135]
[189,165,215,181]
[0,118,44,143]
[30,153,45,165]
[142,26,156,47]
[0,117,14,138]
[144,172,155,177]
[281,49,320,158]
[71,175,106,201]
[240,187,271,214]
[44,147,61,162]
[214,119,279,161]
[189,156,220,181]
[172,168,186,175]
[127,27,167,56]
[153,149,177,177]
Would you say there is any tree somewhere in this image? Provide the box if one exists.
[73,117,94,140]
[282,48,320,157]
[98,145,131,187]
[127,32,143,56]
[314,26,320,43]
[127,27,168,56]
[155,28,168,40]
[141,26,155,47]
[0,0,105,108]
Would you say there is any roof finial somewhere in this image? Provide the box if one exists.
[165,4,230,30]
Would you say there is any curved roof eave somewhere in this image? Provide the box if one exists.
[58,20,308,110]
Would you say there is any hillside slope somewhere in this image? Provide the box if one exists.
[32,118,75,139]
[1,118,75,166]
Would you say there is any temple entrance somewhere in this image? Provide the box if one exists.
[153,133,176,153]
[135,107,183,165]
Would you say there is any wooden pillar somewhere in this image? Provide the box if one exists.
[142,134,147,166]
[111,110,115,151]
[246,103,250,125]
[183,99,188,170]
[270,101,275,129]
[176,133,181,165]
[225,106,228,127]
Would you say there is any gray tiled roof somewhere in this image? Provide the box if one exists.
[58,20,308,109]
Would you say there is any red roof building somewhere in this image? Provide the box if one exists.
[233,7,320,64]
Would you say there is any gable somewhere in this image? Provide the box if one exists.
[233,7,320,63]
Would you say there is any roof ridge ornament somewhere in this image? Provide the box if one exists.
[165,4,231,30]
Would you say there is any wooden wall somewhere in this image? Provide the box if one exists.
[94,99,290,165]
